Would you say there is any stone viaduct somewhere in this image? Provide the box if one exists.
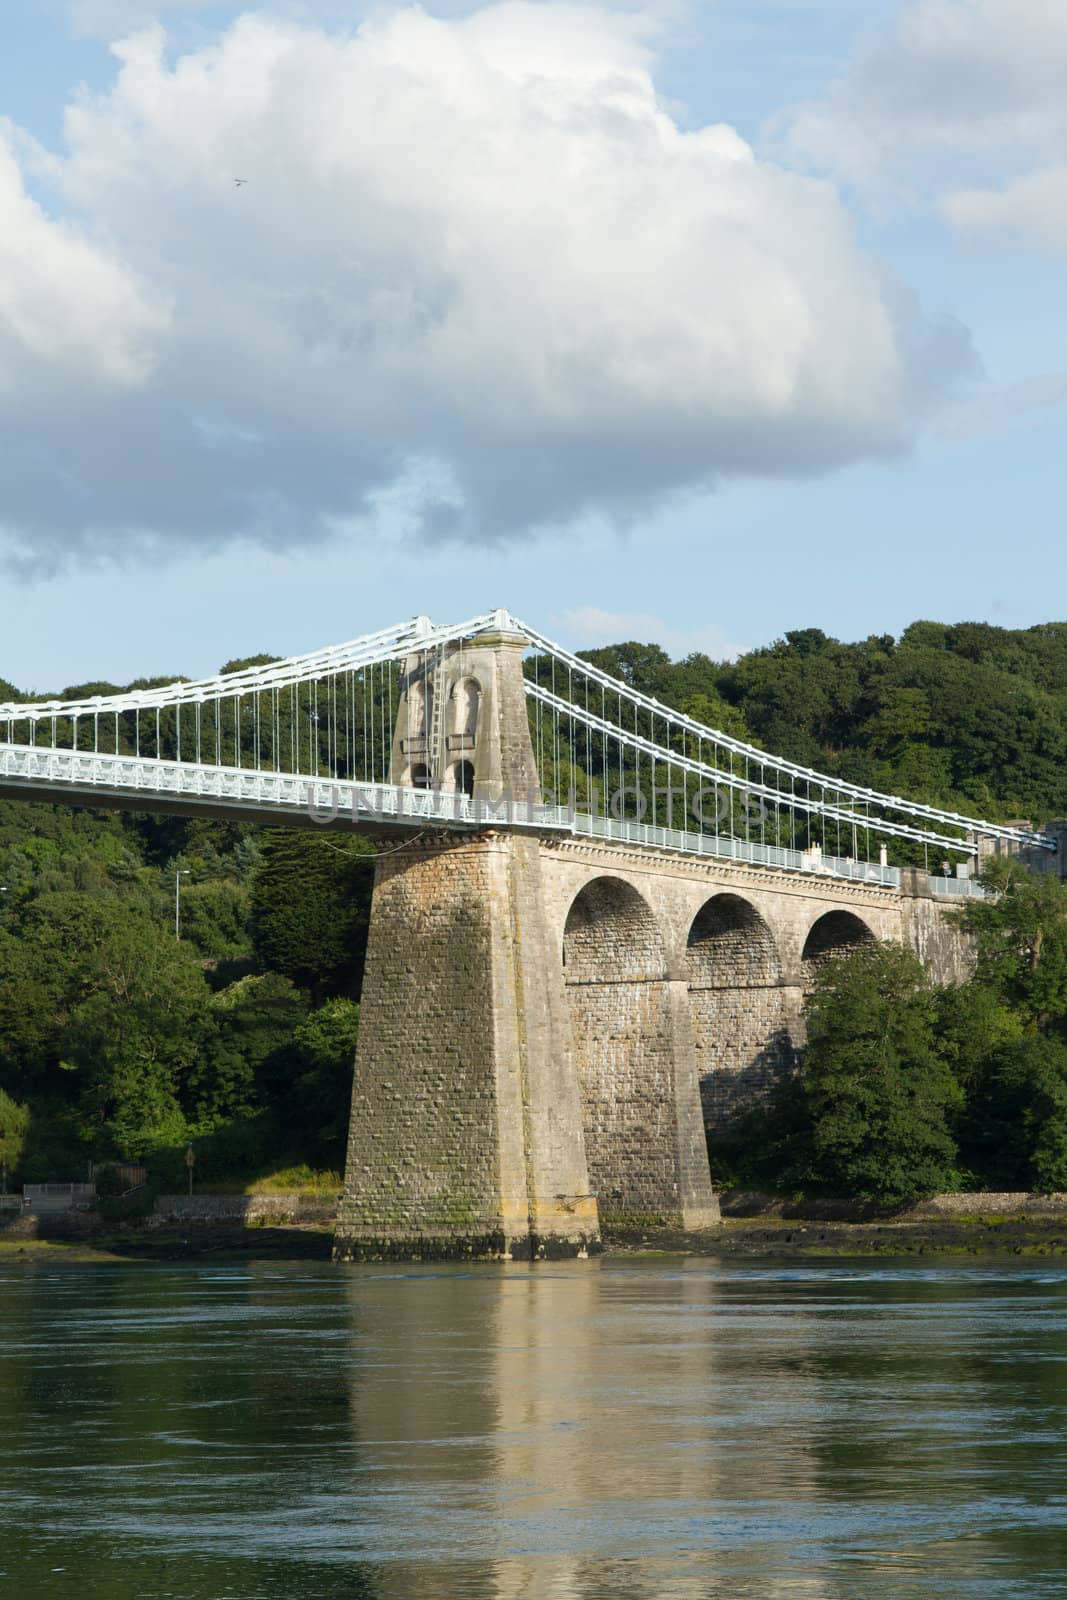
[333,625,972,1262]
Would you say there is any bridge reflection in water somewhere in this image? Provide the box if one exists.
[2,1261,1062,1599]
[339,1260,1052,1600]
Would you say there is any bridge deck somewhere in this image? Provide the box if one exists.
[0,743,920,888]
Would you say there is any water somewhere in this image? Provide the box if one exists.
[2,1258,1066,1599]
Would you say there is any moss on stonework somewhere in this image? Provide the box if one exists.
[597,1210,679,1233]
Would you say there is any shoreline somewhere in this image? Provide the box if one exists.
[4,1211,1067,1265]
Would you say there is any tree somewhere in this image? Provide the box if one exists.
[285,998,360,1161]
[788,944,961,1204]
[37,894,211,1158]
[962,859,1067,1030]
[961,1035,1067,1192]
[251,831,374,994]
[188,973,308,1125]
[0,1088,29,1183]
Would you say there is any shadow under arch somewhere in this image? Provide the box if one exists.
[686,892,781,987]
[561,875,674,1226]
[686,892,797,1131]
[563,875,666,983]
[447,759,475,797]
[802,909,875,974]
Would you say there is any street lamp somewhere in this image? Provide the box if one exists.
[175,869,190,940]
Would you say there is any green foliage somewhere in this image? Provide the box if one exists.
[0,1088,29,1175]
[0,787,371,1181]
[932,982,1023,1094]
[718,945,961,1206]
[715,868,1067,1202]
[962,1035,1067,1192]
[285,998,360,1161]
[188,974,309,1126]
[963,858,1067,1027]
[795,945,962,1203]
[251,831,373,994]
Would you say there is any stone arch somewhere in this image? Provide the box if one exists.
[407,674,432,743]
[686,893,780,987]
[409,762,432,790]
[563,875,666,982]
[562,876,675,1226]
[802,910,875,974]
[447,759,475,798]
[686,893,797,1130]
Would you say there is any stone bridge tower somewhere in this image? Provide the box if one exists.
[335,620,605,1259]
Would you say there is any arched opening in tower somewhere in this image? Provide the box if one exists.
[686,894,795,1130]
[562,876,673,1226]
[450,677,481,747]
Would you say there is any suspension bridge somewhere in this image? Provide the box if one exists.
[1,610,1059,1259]
[0,608,1053,884]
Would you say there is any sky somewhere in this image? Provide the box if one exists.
[1,0,1065,690]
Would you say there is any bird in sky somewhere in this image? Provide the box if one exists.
[234,178,247,187]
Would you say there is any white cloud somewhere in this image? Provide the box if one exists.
[0,4,973,570]
[782,0,1067,252]
[944,165,1067,254]
[0,127,165,399]
[563,605,747,660]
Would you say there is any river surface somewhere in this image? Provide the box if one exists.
[2,1257,1066,1599]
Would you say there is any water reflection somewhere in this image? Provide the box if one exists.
[342,1262,1067,1600]
[1,1260,1066,1599]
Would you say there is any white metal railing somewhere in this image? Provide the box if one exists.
[1,605,1055,867]
[0,744,906,886]
[0,745,567,832]
[930,876,989,899]
[557,809,900,886]
[23,1183,95,1198]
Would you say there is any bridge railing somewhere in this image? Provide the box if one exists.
[1,745,908,885]
[541,807,901,887]
[929,876,988,899]
[0,746,570,833]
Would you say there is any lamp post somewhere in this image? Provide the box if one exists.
[175,869,190,940]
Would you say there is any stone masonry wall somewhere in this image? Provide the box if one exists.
[902,889,975,986]
[567,979,680,1226]
[334,831,598,1259]
[686,894,800,1126]
[691,985,804,1127]
[563,876,718,1228]
[335,839,506,1251]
